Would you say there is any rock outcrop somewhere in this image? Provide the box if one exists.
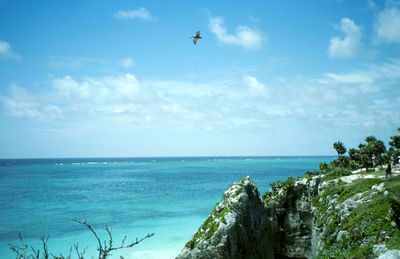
[177,171,400,258]
[264,176,322,258]
[177,177,273,259]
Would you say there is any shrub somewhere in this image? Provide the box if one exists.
[323,167,352,181]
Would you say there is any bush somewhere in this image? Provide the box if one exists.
[330,156,351,169]
[319,162,329,174]
[323,167,352,181]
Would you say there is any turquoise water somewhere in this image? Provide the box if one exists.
[0,156,333,258]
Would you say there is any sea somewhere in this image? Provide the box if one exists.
[0,156,334,259]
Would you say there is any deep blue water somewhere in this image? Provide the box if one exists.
[0,156,333,258]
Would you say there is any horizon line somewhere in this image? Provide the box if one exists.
[0,155,337,160]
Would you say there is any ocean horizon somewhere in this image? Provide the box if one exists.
[0,156,334,258]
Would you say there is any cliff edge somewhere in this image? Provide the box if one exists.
[177,169,400,258]
[177,177,273,259]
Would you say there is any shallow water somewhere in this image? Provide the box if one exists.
[0,156,333,258]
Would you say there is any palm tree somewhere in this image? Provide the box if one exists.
[333,141,346,157]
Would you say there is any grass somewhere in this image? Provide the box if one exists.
[185,178,249,249]
[313,172,400,257]
[323,167,352,181]
[186,162,400,257]
[185,200,231,249]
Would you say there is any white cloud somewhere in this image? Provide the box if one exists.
[53,74,140,103]
[374,7,400,43]
[326,71,375,84]
[114,7,153,21]
[0,40,21,60]
[244,76,270,98]
[2,59,400,134]
[120,57,135,68]
[2,84,62,121]
[326,58,400,85]
[208,17,263,50]
[328,18,362,58]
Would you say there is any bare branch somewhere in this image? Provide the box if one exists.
[74,244,81,259]
[105,226,113,251]
[67,246,72,259]
[73,243,87,259]
[31,246,40,258]
[10,220,154,259]
[73,219,103,258]
[125,233,155,248]
[73,220,154,259]
[121,236,127,247]
[41,236,49,259]
[8,233,28,259]
[50,253,65,259]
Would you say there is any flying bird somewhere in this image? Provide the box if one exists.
[192,31,202,45]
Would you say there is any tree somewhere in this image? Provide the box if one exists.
[389,128,400,150]
[358,144,373,172]
[9,220,154,259]
[333,141,346,157]
[348,148,360,162]
[365,135,377,143]
[348,148,361,170]
[364,136,386,167]
[360,152,372,172]
[388,128,400,164]
[336,128,397,171]
[319,162,329,174]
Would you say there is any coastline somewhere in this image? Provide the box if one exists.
[1,156,333,258]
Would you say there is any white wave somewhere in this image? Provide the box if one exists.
[71,162,103,165]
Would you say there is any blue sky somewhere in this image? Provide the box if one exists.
[1,0,399,158]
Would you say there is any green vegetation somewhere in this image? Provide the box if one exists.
[186,128,400,257]
[387,127,400,166]
[312,173,400,258]
[333,141,347,157]
[323,167,352,181]
[269,176,296,191]
[317,128,398,177]
[263,127,400,258]
[185,178,250,249]
[185,201,229,249]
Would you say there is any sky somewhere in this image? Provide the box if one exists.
[0,0,399,158]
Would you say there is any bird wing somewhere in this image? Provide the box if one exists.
[193,38,198,45]
[196,31,200,37]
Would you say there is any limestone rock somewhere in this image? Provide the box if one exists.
[176,176,272,259]
[378,250,400,259]
[372,183,385,193]
[373,244,388,255]
[265,175,321,258]
[178,170,399,258]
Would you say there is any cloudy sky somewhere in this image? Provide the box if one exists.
[0,0,399,158]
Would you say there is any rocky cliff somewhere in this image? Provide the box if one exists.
[177,177,273,259]
[177,170,400,258]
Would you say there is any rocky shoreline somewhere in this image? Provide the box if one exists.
[177,168,400,258]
